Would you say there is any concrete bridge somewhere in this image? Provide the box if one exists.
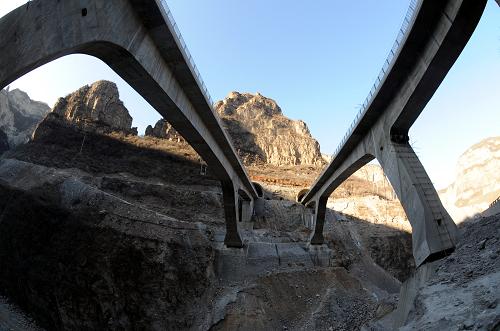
[300,0,487,267]
[0,0,261,247]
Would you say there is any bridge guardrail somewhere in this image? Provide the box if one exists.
[490,196,500,208]
[158,0,215,109]
[331,0,419,160]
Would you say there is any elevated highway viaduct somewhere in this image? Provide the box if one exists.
[300,0,487,267]
[0,0,259,247]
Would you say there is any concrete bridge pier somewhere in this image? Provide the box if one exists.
[375,138,458,266]
[309,197,328,245]
[221,182,256,247]
[305,131,458,266]
[221,182,243,247]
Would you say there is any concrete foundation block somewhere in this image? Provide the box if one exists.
[276,243,313,268]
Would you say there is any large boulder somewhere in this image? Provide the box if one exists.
[52,80,137,135]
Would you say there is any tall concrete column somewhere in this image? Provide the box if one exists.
[221,182,243,247]
[310,196,328,245]
[375,139,458,266]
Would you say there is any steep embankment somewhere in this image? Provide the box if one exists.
[366,213,500,330]
[439,136,500,223]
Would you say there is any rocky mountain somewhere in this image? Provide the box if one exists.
[439,136,500,223]
[0,87,50,148]
[51,80,137,135]
[214,91,325,166]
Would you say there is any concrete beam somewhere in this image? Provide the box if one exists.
[0,0,257,246]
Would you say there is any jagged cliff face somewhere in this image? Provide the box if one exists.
[214,92,325,166]
[51,80,137,135]
[0,88,50,147]
[439,136,500,222]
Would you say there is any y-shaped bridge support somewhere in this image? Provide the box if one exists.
[377,138,457,264]
[305,131,458,266]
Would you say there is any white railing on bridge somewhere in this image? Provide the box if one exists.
[158,0,215,109]
[331,0,419,160]
[490,196,500,208]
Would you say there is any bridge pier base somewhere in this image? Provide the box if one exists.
[310,196,328,245]
[376,140,458,266]
[222,182,244,248]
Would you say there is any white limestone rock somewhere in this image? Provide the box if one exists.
[439,136,500,222]
[0,88,50,147]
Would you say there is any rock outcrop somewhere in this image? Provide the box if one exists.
[145,119,185,143]
[0,88,50,147]
[214,92,325,166]
[51,80,137,135]
[439,136,500,222]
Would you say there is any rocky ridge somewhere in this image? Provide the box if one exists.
[439,136,500,223]
[0,88,50,148]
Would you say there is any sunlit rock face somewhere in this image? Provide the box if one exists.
[214,91,325,166]
[439,136,500,222]
[51,80,137,135]
[0,88,50,147]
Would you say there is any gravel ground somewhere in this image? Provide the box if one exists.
[400,213,500,330]
[0,296,42,331]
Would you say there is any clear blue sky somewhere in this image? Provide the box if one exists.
[0,1,498,189]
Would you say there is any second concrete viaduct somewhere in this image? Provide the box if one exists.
[301,0,487,267]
